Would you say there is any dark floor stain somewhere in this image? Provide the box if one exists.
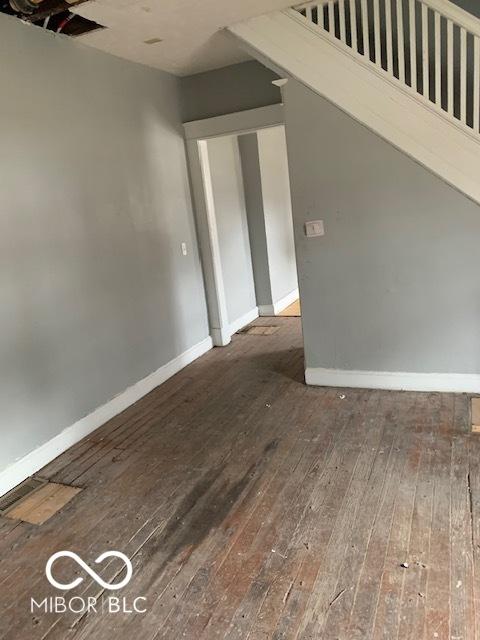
[263,439,279,455]
[144,439,280,588]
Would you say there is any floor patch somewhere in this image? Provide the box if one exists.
[0,477,47,514]
[241,325,280,336]
[4,481,82,525]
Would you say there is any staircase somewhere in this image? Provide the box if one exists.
[228,0,480,205]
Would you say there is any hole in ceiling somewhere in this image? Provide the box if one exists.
[143,37,163,45]
[0,0,105,37]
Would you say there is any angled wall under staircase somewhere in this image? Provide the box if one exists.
[227,0,480,392]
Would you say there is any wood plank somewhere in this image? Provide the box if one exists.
[371,395,425,639]
[16,485,82,526]
[6,483,63,522]
[279,299,301,317]
[423,397,453,639]
[321,393,413,639]
[472,397,480,431]
[449,436,476,639]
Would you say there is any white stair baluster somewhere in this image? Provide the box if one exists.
[434,11,441,106]
[422,3,429,98]
[460,27,467,123]
[328,0,335,34]
[339,0,347,43]
[361,0,370,59]
[396,0,405,82]
[409,0,417,91]
[373,0,381,66]
[447,18,454,115]
[350,0,358,52]
[474,35,480,131]
[385,0,393,74]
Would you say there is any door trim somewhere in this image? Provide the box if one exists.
[184,105,285,346]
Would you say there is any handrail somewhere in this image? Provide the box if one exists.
[419,0,480,39]
[293,0,480,136]
[295,0,480,38]
[294,0,328,8]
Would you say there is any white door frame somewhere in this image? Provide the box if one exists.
[184,104,285,346]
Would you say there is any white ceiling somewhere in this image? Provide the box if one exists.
[71,0,295,76]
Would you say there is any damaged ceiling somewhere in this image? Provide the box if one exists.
[0,0,296,75]
[70,0,298,76]
[0,0,104,37]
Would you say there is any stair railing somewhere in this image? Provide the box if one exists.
[293,0,480,135]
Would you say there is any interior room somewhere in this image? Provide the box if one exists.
[1,0,480,638]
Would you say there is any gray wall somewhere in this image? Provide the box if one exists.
[239,128,298,310]
[257,126,298,303]
[284,80,480,374]
[238,133,273,307]
[451,0,480,18]
[0,14,209,473]
[206,135,257,325]
[180,61,281,123]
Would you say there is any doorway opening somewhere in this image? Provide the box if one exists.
[185,105,303,350]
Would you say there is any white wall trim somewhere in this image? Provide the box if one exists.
[305,367,480,393]
[273,288,299,314]
[211,327,232,347]
[183,104,284,141]
[229,307,259,335]
[196,140,231,343]
[0,336,213,497]
[258,288,299,316]
[185,106,288,348]
[186,139,232,347]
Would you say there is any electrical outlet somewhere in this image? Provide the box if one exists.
[181,242,188,256]
[304,220,325,237]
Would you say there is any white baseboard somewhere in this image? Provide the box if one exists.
[211,326,232,347]
[211,308,260,346]
[305,367,480,393]
[0,336,213,497]
[229,307,259,335]
[259,288,299,316]
[273,288,299,314]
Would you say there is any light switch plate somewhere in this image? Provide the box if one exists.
[305,220,325,237]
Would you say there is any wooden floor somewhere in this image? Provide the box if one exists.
[279,299,301,317]
[1,317,479,639]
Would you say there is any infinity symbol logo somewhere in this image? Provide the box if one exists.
[46,551,133,591]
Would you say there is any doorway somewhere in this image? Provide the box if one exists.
[185,105,302,347]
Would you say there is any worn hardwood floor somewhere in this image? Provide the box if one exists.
[0,317,478,639]
[279,299,301,317]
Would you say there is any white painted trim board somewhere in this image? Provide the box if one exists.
[258,288,299,316]
[306,367,480,393]
[183,104,284,140]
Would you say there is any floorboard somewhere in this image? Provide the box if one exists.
[278,299,301,317]
[0,318,478,639]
